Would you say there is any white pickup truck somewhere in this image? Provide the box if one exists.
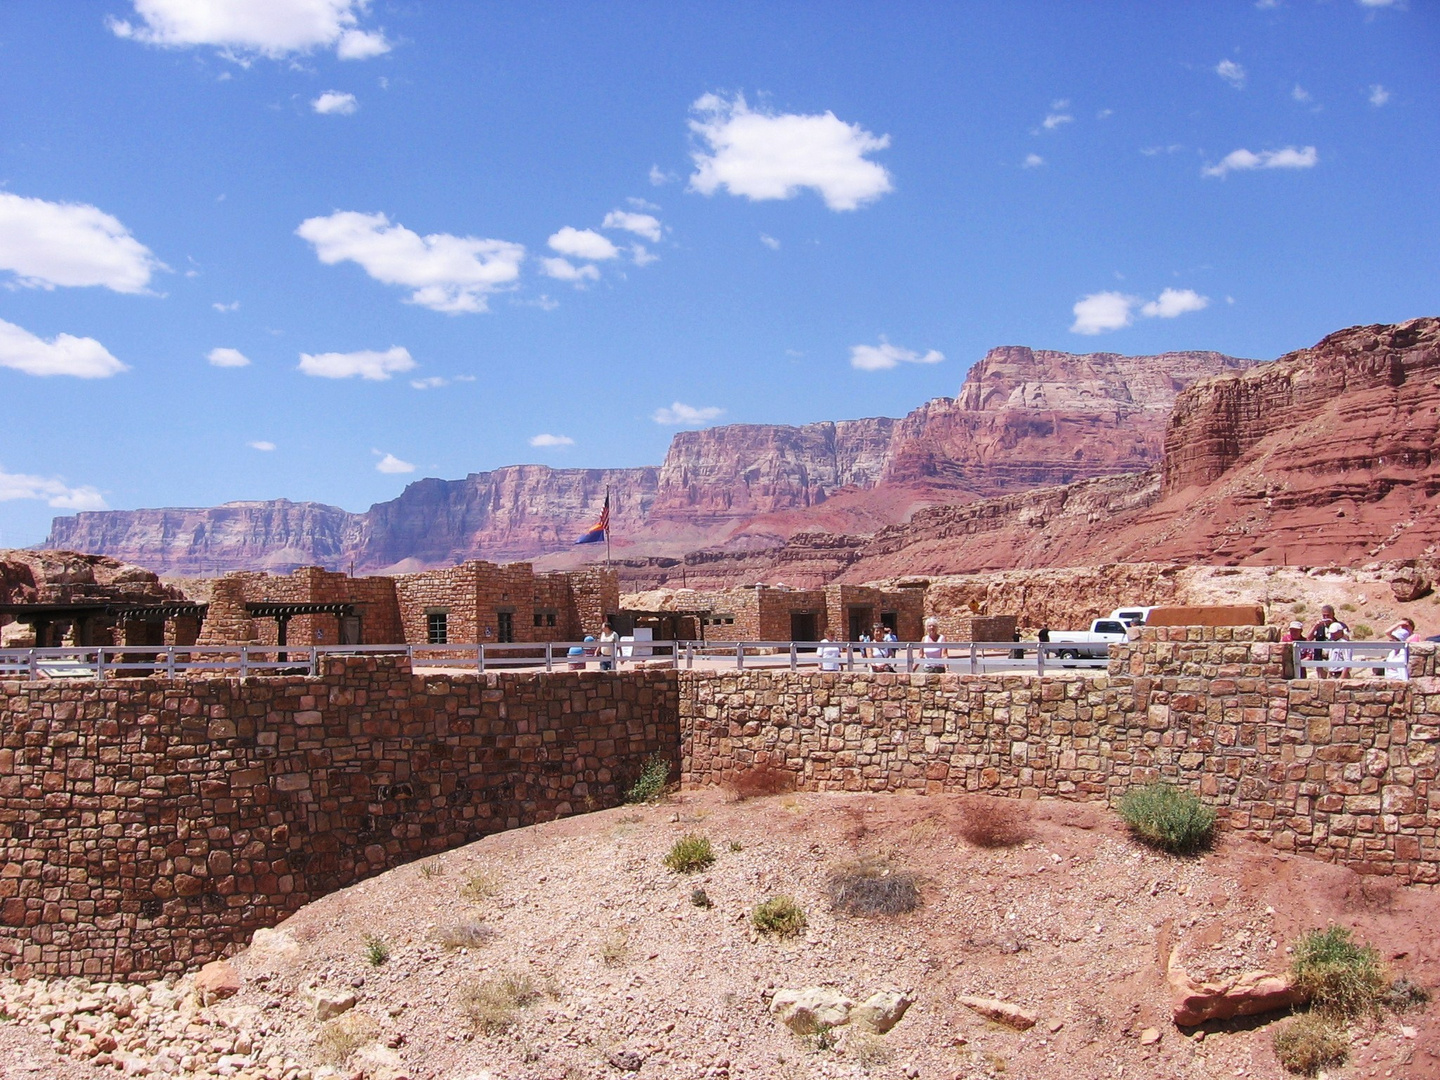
[1047,618,1130,660]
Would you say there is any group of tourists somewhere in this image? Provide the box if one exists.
[818,617,947,673]
[1279,604,1415,679]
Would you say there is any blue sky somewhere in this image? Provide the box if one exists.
[0,0,1436,546]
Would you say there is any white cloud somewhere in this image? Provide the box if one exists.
[529,433,574,447]
[0,465,106,511]
[1040,112,1072,131]
[1292,84,1311,103]
[1256,0,1280,8]
[212,300,239,312]
[374,451,414,474]
[298,345,415,380]
[336,28,388,59]
[1358,0,1401,7]
[627,197,661,211]
[760,233,781,250]
[1096,108,1114,119]
[409,376,449,390]
[1022,153,1045,168]
[1216,59,1246,89]
[107,0,390,61]
[0,318,127,378]
[312,90,358,115]
[540,257,599,283]
[1203,145,1318,177]
[849,339,945,372]
[207,347,250,367]
[1369,84,1390,107]
[547,227,619,261]
[688,92,893,212]
[1071,292,1138,334]
[247,440,275,451]
[0,191,163,293]
[648,165,677,186]
[1071,288,1210,334]
[296,211,524,313]
[1140,288,1210,319]
[1141,144,1184,156]
[601,210,662,242]
[629,244,658,267]
[652,401,724,426]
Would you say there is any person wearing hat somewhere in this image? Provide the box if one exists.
[1280,620,1304,643]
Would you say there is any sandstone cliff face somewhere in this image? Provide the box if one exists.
[46,346,1252,575]
[628,318,1437,587]
[46,501,366,577]
[1130,317,1440,564]
[877,347,1250,494]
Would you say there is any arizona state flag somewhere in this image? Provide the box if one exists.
[574,492,610,544]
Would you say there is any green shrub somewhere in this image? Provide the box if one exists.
[752,896,806,938]
[1291,927,1388,1018]
[1352,623,1374,640]
[363,934,389,966]
[1273,1012,1348,1075]
[663,833,715,873]
[626,755,670,803]
[1117,782,1216,855]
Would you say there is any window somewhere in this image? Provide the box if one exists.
[547,612,556,627]
[427,611,448,644]
[497,611,514,643]
[535,610,558,628]
[534,612,544,628]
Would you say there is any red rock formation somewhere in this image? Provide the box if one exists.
[644,318,1439,586]
[47,346,1248,575]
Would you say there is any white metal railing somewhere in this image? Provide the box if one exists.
[1292,640,1410,680]
[678,640,1109,675]
[0,639,1110,681]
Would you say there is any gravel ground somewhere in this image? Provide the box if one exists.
[3,788,1435,1080]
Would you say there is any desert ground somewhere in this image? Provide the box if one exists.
[2,788,1434,1080]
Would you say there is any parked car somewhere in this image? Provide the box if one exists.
[1047,618,1130,660]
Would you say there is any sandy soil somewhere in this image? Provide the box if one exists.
[174,789,1439,1080]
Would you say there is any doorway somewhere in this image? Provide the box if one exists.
[790,612,818,641]
[847,607,874,642]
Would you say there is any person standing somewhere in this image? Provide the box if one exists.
[921,618,947,674]
[1308,604,1346,678]
[598,621,619,671]
[1384,618,1415,681]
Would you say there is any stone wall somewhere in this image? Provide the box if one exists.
[0,658,677,980]
[681,627,1439,884]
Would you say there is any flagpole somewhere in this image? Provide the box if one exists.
[605,485,611,569]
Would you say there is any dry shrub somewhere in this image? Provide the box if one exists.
[429,918,495,950]
[827,857,921,917]
[464,972,541,1034]
[601,927,629,966]
[725,761,796,802]
[459,866,502,902]
[1272,1012,1348,1075]
[316,1012,380,1065]
[956,800,1031,849]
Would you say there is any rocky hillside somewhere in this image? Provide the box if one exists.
[618,318,1438,587]
[2,790,1434,1080]
[45,347,1250,575]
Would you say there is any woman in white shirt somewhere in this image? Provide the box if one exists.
[1384,618,1414,681]
[921,618,947,673]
